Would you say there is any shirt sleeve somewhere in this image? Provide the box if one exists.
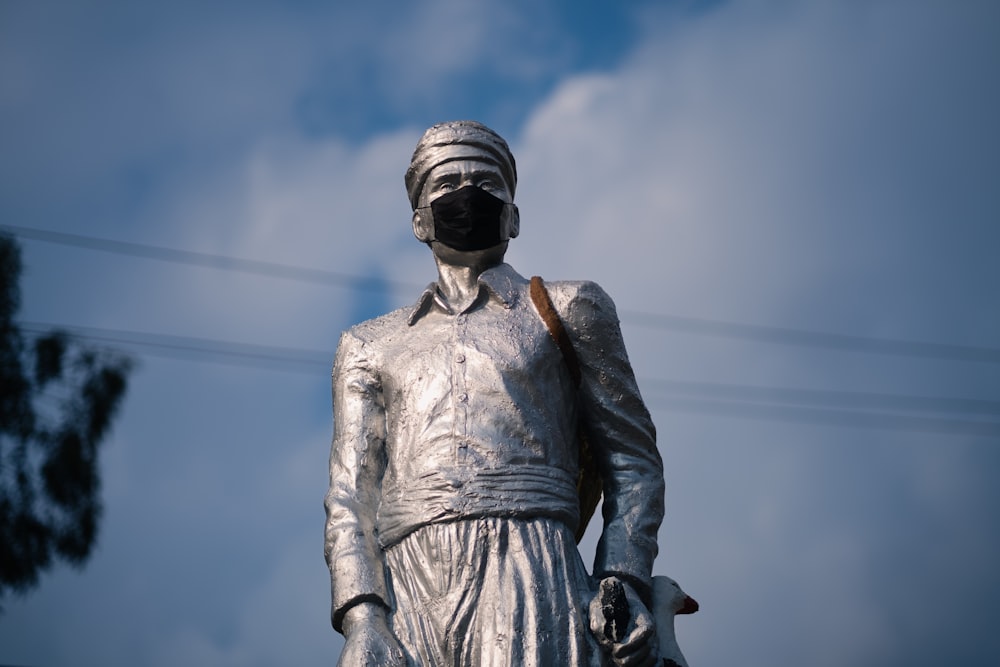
[560,281,665,595]
[324,329,391,633]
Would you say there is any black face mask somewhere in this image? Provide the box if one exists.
[429,185,507,251]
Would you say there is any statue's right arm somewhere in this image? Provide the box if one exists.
[324,330,393,635]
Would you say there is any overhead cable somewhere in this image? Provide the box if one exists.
[641,378,1000,416]
[648,396,1000,438]
[6,224,999,363]
[2,224,415,293]
[19,321,331,374]
[20,321,1000,437]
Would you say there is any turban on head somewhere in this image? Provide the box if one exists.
[405,120,517,210]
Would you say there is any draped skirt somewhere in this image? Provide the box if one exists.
[384,517,603,667]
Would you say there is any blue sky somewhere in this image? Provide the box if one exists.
[1,1,999,665]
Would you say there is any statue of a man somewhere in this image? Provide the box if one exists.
[325,120,665,666]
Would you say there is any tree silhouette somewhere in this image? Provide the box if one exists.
[1,232,132,604]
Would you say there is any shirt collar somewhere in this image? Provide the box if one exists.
[408,263,524,325]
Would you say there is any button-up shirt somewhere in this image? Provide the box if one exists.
[324,263,663,629]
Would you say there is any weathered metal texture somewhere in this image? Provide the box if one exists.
[325,120,667,666]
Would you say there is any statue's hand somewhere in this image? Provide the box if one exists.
[589,577,660,667]
[338,601,407,667]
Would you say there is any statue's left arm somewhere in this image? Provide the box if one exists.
[561,281,665,601]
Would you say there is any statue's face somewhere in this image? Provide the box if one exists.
[418,158,512,208]
[412,154,519,259]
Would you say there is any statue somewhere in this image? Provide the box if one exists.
[325,121,685,666]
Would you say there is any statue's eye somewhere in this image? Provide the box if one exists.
[437,182,455,192]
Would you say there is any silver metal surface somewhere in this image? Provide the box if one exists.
[325,121,665,666]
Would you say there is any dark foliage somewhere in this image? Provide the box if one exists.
[0,233,132,603]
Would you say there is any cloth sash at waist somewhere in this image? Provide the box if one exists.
[376,465,581,548]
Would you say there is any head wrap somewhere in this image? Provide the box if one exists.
[405,120,517,210]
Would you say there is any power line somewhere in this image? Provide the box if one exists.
[20,322,332,375]
[20,321,1000,436]
[641,378,1000,416]
[622,310,1000,363]
[2,224,418,293]
[647,396,1000,438]
[6,224,998,364]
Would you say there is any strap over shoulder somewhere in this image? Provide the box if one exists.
[529,276,581,385]
[528,276,602,543]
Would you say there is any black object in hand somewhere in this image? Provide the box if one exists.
[599,578,631,643]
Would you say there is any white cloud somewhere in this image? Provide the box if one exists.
[505,2,1000,665]
[93,1,998,663]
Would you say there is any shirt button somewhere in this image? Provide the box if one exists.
[456,353,466,363]
[458,393,469,403]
